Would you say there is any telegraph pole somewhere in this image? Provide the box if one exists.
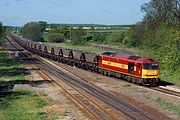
[70,27,72,41]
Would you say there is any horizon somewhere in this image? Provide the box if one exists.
[4,23,135,27]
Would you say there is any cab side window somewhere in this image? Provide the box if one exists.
[128,63,134,74]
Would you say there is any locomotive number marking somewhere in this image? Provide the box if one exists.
[107,61,111,65]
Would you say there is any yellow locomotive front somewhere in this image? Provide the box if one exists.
[141,63,160,85]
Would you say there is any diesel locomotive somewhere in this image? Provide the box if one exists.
[9,33,160,86]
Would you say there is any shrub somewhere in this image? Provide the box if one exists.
[122,34,136,47]
[159,29,180,70]
[106,31,126,44]
[47,33,64,43]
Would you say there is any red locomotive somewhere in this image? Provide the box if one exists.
[98,52,160,85]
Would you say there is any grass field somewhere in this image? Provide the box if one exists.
[156,98,180,117]
[47,42,138,55]
[47,42,105,54]
[0,52,57,120]
[0,90,57,120]
[0,52,25,82]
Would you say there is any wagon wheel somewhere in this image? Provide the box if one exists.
[93,55,99,64]
[44,46,48,53]
[39,45,42,51]
[59,49,63,57]
[80,53,86,62]
[51,48,55,55]
[68,51,74,59]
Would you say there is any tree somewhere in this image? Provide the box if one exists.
[141,0,180,27]
[21,22,43,42]
[156,29,180,70]
[60,25,70,38]
[107,31,126,44]
[38,21,48,33]
[71,27,86,45]
[92,33,109,43]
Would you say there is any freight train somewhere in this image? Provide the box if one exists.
[9,33,160,86]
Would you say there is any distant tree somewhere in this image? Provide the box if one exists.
[71,27,86,45]
[60,25,70,38]
[49,24,58,29]
[121,31,137,47]
[21,22,42,42]
[92,33,109,43]
[47,33,64,43]
[38,21,48,33]
[107,31,126,44]
[130,23,146,47]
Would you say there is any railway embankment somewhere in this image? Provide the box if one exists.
[0,41,91,120]
[0,50,53,120]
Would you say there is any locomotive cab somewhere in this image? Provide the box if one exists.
[142,62,160,85]
[142,63,159,78]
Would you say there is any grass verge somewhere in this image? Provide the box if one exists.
[0,52,59,119]
[47,42,105,54]
[0,52,25,82]
[0,90,56,120]
[156,98,180,117]
[160,69,180,86]
[47,42,138,55]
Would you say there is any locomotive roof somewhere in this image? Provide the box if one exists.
[101,53,159,63]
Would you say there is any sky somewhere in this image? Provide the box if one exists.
[0,0,150,26]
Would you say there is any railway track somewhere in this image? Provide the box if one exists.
[38,57,159,120]
[5,36,127,120]
[151,87,180,98]
[6,35,173,120]
[38,60,124,120]
[48,57,180,99]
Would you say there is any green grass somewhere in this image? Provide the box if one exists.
[47,42,137,55]
[0,90,55,120]
[0,52,25,82]
[156,98,180,116]
[47,42,105,54]
[160,68,180,86]
[0,52,60,120]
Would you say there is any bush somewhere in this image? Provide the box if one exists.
[158,29,180,70]
[122,34,137,47]
[47,33,64,43]
[106,31,126,44]
[92,33,109,43]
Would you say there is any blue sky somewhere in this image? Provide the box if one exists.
[0,0,150,26]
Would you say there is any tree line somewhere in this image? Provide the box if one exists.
[129,0,180,84]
